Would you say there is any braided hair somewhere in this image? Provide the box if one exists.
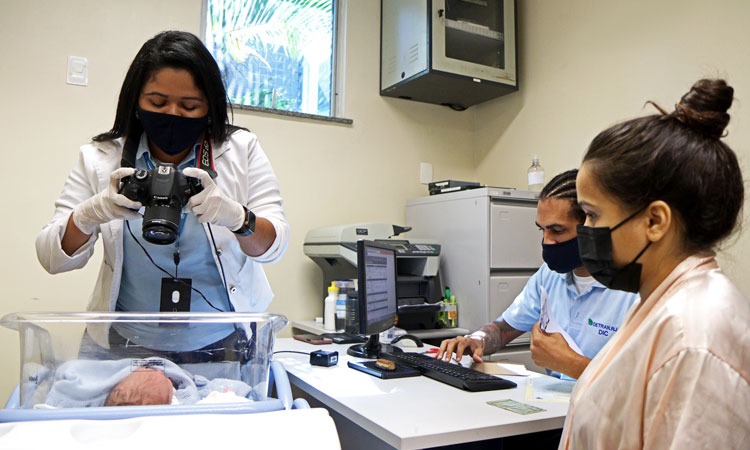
[540,169,585,223]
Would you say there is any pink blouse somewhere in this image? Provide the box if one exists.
[560,253,750,449]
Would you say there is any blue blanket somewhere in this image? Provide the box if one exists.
[43,358,251,408]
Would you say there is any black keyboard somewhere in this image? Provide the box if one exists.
[381,352,517,392]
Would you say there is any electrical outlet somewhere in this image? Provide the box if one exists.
[419,162,433,184]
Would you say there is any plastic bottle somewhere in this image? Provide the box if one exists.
[439,286,451,327]
[447,294,458,327]
[324,282,338,331]
[527,155,545,192]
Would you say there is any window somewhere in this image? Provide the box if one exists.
[203,0,342,120]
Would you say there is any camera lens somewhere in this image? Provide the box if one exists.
[142,205,181,245]
[143,225,177,245]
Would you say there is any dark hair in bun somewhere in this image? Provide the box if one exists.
[671,79,733,138]
[583,79,743,252]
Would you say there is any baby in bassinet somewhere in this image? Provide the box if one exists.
[35,357,253,408]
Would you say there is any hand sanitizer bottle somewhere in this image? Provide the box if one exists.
[527,155,545,191]
[324,282,338,331]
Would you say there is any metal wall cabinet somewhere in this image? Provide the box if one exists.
[381,0,517,110]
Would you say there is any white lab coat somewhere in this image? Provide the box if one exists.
[36,130,290,318]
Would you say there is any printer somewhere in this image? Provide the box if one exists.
[303,223,445,330]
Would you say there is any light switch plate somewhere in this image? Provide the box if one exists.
[67,56,88,86]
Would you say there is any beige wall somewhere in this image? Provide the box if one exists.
[0,0,748,402]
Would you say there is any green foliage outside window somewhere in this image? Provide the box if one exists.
[205,0,335,116]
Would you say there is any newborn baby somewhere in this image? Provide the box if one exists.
[42,358,254,408]
[104,369,174,406]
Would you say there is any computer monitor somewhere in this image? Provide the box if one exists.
[346,240,402,358]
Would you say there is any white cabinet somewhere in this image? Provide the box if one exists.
[489,202,543,269]
[405,188,541,336]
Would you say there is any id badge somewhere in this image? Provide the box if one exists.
[160,278,192,312]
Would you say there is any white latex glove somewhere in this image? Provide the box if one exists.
[72,168,143,235]
[183,167,245,231]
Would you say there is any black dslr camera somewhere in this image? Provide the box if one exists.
[119,164,203,245]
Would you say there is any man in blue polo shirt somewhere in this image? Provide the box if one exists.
[437,169,638,380]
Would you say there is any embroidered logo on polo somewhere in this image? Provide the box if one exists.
[588,318,618,337]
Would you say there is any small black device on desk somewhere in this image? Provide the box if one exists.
[381,352,517,392]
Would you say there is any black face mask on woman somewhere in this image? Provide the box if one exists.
[137,107,209,156]
[576,208,650,293]
[542,237,582,274]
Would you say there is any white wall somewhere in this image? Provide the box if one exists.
[1,0,749,403]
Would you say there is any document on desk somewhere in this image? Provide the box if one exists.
[539,286,583,355]
[525,376,576,403]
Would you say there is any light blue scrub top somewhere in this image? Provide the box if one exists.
[501,263,639,380]
[115,137,233,351]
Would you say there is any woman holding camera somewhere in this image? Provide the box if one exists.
[35,31,289,361]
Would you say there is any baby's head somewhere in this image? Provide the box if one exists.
[104,368,174,406]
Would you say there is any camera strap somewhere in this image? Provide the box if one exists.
[121,135,139,169]
[195,132,218,179]
[121,131,217,179]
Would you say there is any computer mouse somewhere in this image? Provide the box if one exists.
[390,334,424,347]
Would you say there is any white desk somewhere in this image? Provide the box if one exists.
[273,338,571,450]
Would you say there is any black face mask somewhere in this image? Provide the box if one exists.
[137,108,209,156]
[542,237,582,274]
[576,208,650,293]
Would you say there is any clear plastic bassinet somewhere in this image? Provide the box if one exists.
[0,312,300,421]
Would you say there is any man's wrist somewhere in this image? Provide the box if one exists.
[466,331,487,348]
